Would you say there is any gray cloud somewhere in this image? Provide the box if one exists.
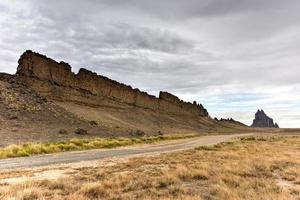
[0,0,300,127]
[66,22,194,53]
[99,0,299,21]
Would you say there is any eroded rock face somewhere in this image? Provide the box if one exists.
[16,50,209,117]
[214,117,246,126]
[251,110,279,128]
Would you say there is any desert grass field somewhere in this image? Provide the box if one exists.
[0,134,299,200]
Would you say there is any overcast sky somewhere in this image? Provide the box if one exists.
[0,0,300,127]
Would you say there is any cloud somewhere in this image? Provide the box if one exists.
[65,22,194,53]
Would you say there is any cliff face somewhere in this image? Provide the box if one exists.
[251,110,279,128]
[17,50,208,117]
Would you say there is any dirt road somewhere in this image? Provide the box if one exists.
[0,134,251,170]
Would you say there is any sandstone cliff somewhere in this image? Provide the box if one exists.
[0,51,252,146]
[251,110,279,128]
[17,50,209,117]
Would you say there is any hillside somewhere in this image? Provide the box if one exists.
[0,51,249,147]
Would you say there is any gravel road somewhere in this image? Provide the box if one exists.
[0,134,251,170]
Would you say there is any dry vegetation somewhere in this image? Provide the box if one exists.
[0,135,300,200]
[0,134,197,159]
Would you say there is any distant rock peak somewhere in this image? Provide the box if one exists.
[251,109,279,128]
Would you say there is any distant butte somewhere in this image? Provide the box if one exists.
[251,109,279,128]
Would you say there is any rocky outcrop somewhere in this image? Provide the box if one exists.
[214,117,246,126]
[158,91,208,116]
[16,50,209,117]
[251,110,279,128]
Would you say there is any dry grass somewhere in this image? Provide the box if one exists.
[0,135,300,200]
[0,133,197,159]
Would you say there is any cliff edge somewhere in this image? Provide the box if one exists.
[0,50,250,146]
[17,50,208,117]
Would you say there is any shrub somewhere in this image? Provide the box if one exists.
[58,129,68,134]
[131,130,146,137]
[89,121,98,126]
[75,128,88,135]
[158,130,163,135]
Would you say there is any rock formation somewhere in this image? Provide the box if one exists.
[214,117,247,126]
[16,50,209,117]
[0,50,252,147]
[251,110,279,128]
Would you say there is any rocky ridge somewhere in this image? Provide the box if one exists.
[0,50,251,147]
[17,50,209,117]
[214,117,247,126]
